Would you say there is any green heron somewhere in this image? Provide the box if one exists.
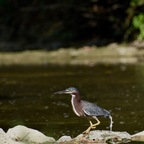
[54,87,113,134]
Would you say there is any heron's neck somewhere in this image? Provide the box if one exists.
[71,93,81,102]
[71,93,81,116]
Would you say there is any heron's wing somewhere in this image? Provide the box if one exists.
[81,100,110,117]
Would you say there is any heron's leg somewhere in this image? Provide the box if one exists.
[89,120,96,129]
[109,115,113,131]
[91,116,100,127]
[83,119,98,134]
[83,117,101,134]
[83,120,93,134]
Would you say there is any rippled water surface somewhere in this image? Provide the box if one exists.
[0,64,144,139]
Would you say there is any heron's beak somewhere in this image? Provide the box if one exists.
[54,90,67,94]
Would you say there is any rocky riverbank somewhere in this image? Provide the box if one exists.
[0,42,144,66]
[0,125,144,144]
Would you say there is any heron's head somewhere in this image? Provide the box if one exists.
[54,87,79,95]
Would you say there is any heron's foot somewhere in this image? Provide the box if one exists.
[83,125,96,134]
[91,125,96,129]
[83,119,100,134]
[83,127,91,134]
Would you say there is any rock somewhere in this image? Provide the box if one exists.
[7,125,55,143]
[0,124,143,144]
[0,128,23,144]
[57,135,72,143]
[75,130,131,143]
[131,131,144,142]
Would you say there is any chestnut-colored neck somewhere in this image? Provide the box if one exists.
[71,92,84,117]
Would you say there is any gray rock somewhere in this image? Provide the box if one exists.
[7,125,55,143]
[75,130,131,143]
[57,135,72,143]
[131,131,144,142]
[1,125,144,144]
[0,128,23,144]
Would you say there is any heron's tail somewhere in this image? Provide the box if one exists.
[109,115,113,131]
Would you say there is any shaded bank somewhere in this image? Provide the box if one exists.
[0,43,144,66]
[0,0,140,51]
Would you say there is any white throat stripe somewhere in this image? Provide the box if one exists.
[71,94,80,116]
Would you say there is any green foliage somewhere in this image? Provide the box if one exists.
[129,0,144,40]
[130,0,144,6]
[132,13,144,40]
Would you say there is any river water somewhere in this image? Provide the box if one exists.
[0,64,144,139]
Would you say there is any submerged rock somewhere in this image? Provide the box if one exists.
[7,125,55,143]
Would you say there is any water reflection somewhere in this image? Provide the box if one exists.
[0,65,144,139]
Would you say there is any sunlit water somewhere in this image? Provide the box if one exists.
[0,64,144,139]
